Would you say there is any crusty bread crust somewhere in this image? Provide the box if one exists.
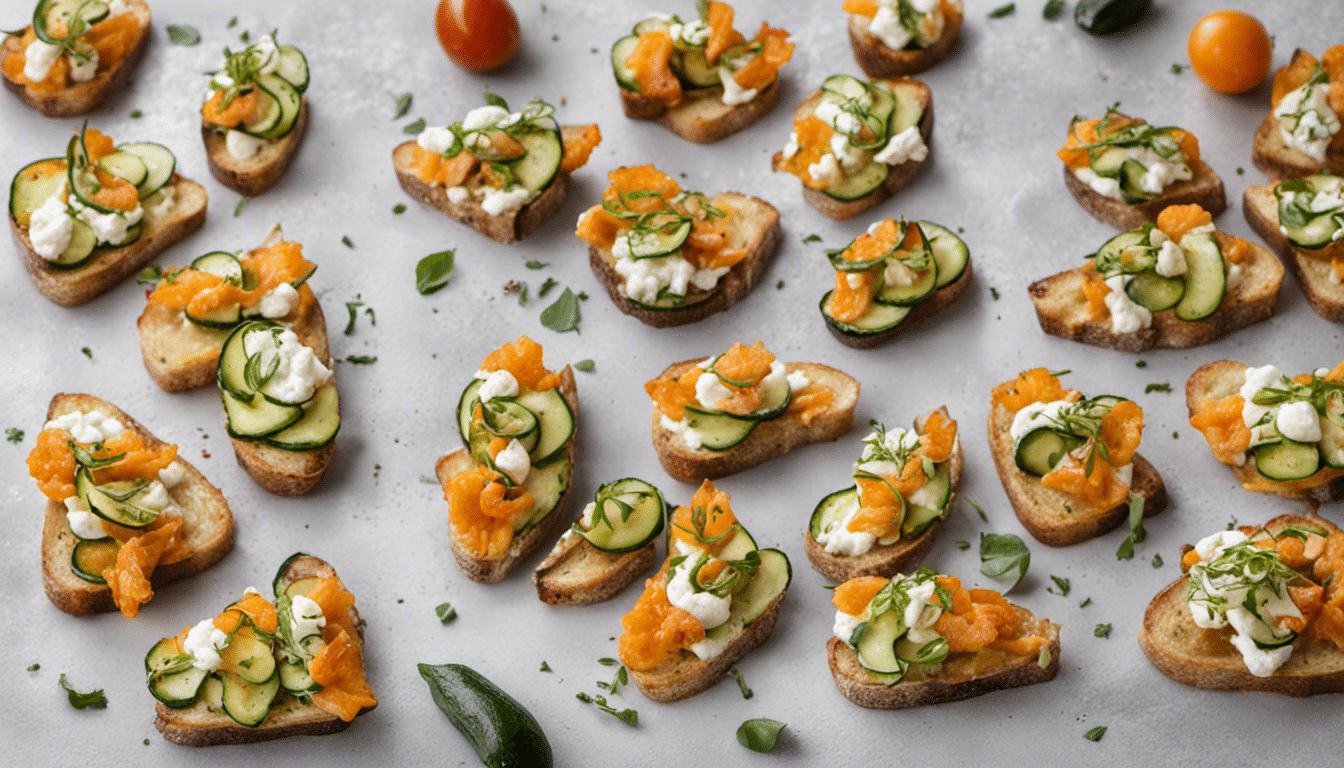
[154,555,375,746]
[439,367,578,584]
[1242,183,1344,323]
[1061,159,1226,230]
[0,0,151,117]
[1185,360,1344,504]
[202,100,309,197]
[650,360,860,483]
[138,284,328,393]
[804,406,962,582]
[987,399,1166,547]
[14,175,208,306]
[825,258,973,349]
[1028,238,1283,352]
[628,561,788,702]
[620,77,780,143]
[1250,50,1344,182]
[587,191,781,328]
[771,79,933,221]
[1139,514,1344,697]
[826,605,1060,709]
[533,532,656,606]
[392,135,575,244]
[39,393,233,615]
[846,1,963,77]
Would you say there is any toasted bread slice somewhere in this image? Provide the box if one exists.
[1185,360,1344,503]
[138,284,327,393]
[39,393,233,615]
[771,78,933,221]
[826,258,973,349]
[846,1,963,77]
[14,176,208,306]
[1250,49,1344,182]
[804,407,962,582]
[154,555,375,745]
[651,360,860,483]
[621,77,780,144]
[1139,514,1344,697]
[0,0,151,117]
[587,192,781,327]
[392,126,589,244]
[1242,183,1344,323]
[987,399,1166,546]
[438,367,578,583]
[1062,159,1227,231]
[202,101,309,197]
[826,605,1060,709]
[533,532,656,606]
[1028,240,1283,352]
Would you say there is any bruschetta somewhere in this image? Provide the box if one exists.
[439,336,577,583]
[618,481,790,702]
[1243,175,1344,322]
[147,553,376,745]
[1251,47,1344,181]
[611,2,792,143]
[1186,359,1344,504]
[10,123,206,305]
[1140,515,1344,696]
[1030,203,1282,351]
[844,0,963,77]
[575,165,781,327]
[988,368,1166,547]
[827,569,1059,708]
[393,94,600,243]
[1057,105,1225,229]
[820,217,971,347]
[646,341,859,483]
[773,74,932,220]
[1,0,150,116]
[26,393,233,617]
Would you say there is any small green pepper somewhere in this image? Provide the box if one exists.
[418,663,553,768]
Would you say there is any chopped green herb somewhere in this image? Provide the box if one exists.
[954,540,970,550]
[730,668,753,699]
[1135,360,1147,368]
[737,719,786,753]
[538,277,558,298]
[166,25,201,46]
[7,428,25,444]
[341,235,354,249]
[988,2,1016,18]
[574,359,596,372]
[1171,63,1184,74]
[1236,167,1245,175]
[59,674,107,710]
[344,355,377,364]
[416,249,455,295]
[1049,575,1071,596]
[420,475,438,484]
[1050,368,1072,377]
[1037,647,1051,669]
[404,118,426,135]
[393,203,407,214]
[1084,725,1107,742]
[129,109,142,118]
[540,288,581,332]
[802,233,822,244]
[27,662,39,672]
[970,498,989,522]
[81,347,92,359]
[143,739,149,746]
[776,280,785,289]
[1094,623,1112,638]
[1152,553,1164,568]
[435,602,456,623]
[517,283,529,306]
[365,307,376,325]
[990,287,1000,300]
[233,198,247,217]
[1116,491,1146,560]
[1043,0,1065,20]
[1079,597,1092,608]
[575,692,591,703]
[227,16,237,28]
[391,92,413,119]
[1145,382,1171,393]
[525,260,549,270]
[580,692,638,726]
[344,301,364,335]
[576,291,588,301]
[980,532,1030,592]
[597,657,618,667]
[239,30,250,43]
[540,661,552,672]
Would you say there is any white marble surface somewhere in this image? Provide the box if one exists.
[2,0,1342,765]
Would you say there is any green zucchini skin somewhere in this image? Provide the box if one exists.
[418,663,553,768]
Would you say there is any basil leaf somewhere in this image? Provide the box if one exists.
[538,277,558,298]
[525,260,549,269]
[597,657,618,667]
[416,249,456,295]
[1094,623,1112,638]
[1049,575,1071,596]
[736,718,786,753]
[979,532,1030,591]
[988,3,1016,18]
[1043,0,1065,20]
[574,359,595,372]
[539,288,580,333]
[483,92,509,110]
[166,25,201,46]
[970,498,989,522]
[1084,725,1107,742]
[404,118,427,135]
[59,674,107,709]
[435,602,456,623]
[233,198,247,217]
[341,235,354,249]
[539,661,551,672]
[391,92,413,119]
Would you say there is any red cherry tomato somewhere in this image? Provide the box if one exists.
[436,0,521,72]
[1187,10,1272,94]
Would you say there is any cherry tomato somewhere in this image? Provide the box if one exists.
[1187,10,1272,94]
[435,0,521,72]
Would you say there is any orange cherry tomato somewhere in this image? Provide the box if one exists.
[1187,10,1273,94]
[435,0,521,72]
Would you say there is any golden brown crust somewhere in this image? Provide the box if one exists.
[824,258,973,349]
[846,1,963,77]
[1242,183,1344,323]
[620,77,781,143]
[1250,50,1344,181]
[1061,159,1227,230]
[987,399,1166,547]
[533,534,656,606]
[202,100,309,197]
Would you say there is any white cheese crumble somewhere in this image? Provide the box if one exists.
[69,196,143,246]
[289,594,327,647]
[462,105,510,131]
[225,130,268,161]
[613,251,695,304]
[493,438,531,485]
[1103,275,1152,334]
[1009,399,1074,443]
[475,369,519,401]
[694,371,735,410]
[64,496,106,540]
[1154,239,1187,277]
[242,327,332,404]
[807,153,844,188]
[867,4,913,51]
[1276,79,1341,163]
[184,619,230,672]
[1074,167,1123,200]
[873,125,928,165]
[417,126,456,155]
[159,461,186,488]
[781,131,800,159]
[251,282,300,319]
[816,501,876,556]
[717,66,758,106]
[446,186,470,203]
[28,190,74,261]
[1239,365,1285,429]
[665,553,732,631]
[660,414,703,450]
[46,409,126,443]
[1276,400,1323,443]
[67,47,98,82]
[481,185,531,215]
[23,39,62,81]
[108,0,132,15]
[786,370,810,392]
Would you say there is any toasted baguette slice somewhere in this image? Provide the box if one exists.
[39,393,233,615]
[651,360,860,483]
[391,125,591,244]
[202,101,309,196]
[826,258,973,349]
[1243,183,1344,323]
[1251,49,1344,182]
[1028,239,1283,352]
[987,399,1166,546]
[138,284,327,392]
[826,605,1060,709]
[1062,159,1226,230]
[587,192,781,327]
[14,176,208,306]
[155,555,375,745]
[621,78,780,143]
[771,78,933,220]
[1139,514,1344,697]
[804,407,962,582]
[847,1,963,77]
[1185,360,1344,503]
[438,367,578,583]
[0,0,151,117]
[533,532,656,606]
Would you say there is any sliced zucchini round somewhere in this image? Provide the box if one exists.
[77,469,160,528]
[276,45,309,93]
[855,610,908,676]
[512,128,563,195]
[745,370,792,421]
[874,254,937,306]
[47,219,97,270]
[627,216,692,259]
[515,387,573,465]
[611,35,641,91]
[480,399,539,440]
[1014,427,1083,476]
[117,142,177,198]
[253,74,303,140]
[240,89,283,137]
[578,477,667,553]
[96,151,148,188]
[1126,270,1185,312]
[220,670,280,728]
[192,251,245,281]
[672,46,720,89]
[821,161,886,202]
[220,628,277,685]
[820,290,910,336]
[263,382,340,451]
[683,408,756,451]
[1253,439,1321,481]
[1173,233,1225,322]
[71,537,119,584]
[9,156,66,227]
[919,221,969,289]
